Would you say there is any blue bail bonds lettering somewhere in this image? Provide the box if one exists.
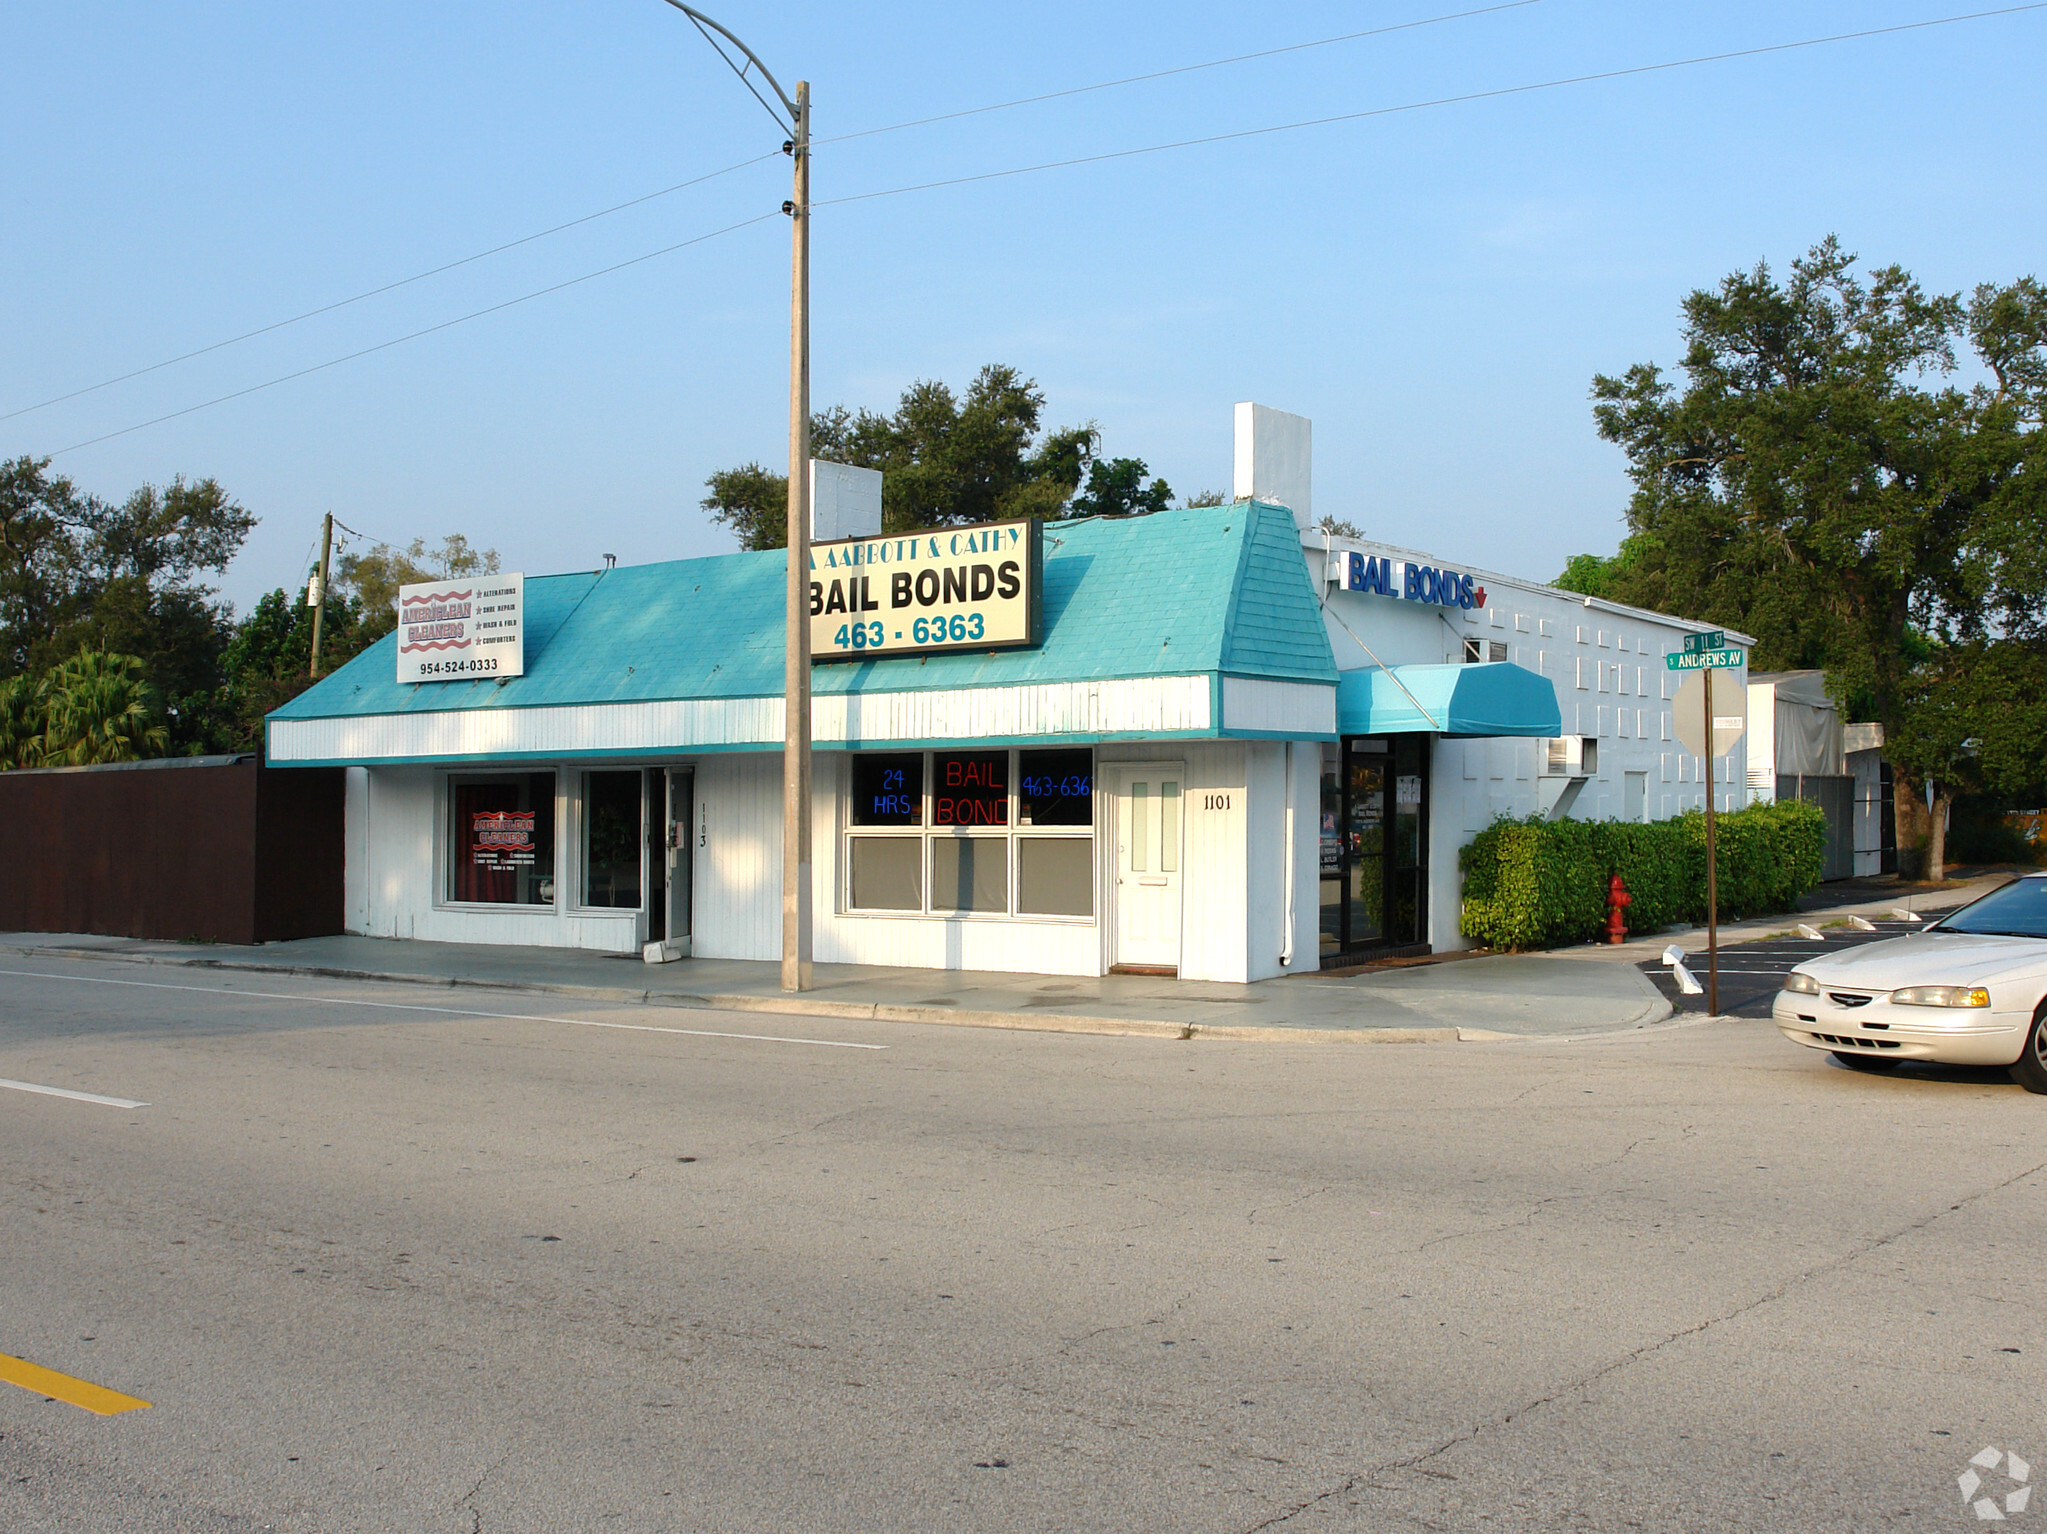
[1333,551,1487,611]
[808,518,1042,661]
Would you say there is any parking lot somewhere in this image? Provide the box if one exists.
[1639,914,1942,1017]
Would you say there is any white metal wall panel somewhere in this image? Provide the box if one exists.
[343,765,369,934]
[691,754,783,961]
[273,677,1218,766]
[1221,676,1336,736]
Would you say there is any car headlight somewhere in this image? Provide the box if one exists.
[1890,985,1992,1008]
[1782,972,1820,995]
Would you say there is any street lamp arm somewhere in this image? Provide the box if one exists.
[659,1,799,130]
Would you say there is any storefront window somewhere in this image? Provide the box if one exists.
[582,771,642,908]
[932,837,1007,913]
[1018,836,1092,915]
[933,751,1008,826]
[851,754,923,825]
[848,836,922,910]
[449,773,556,905]
[844,749,1093,919]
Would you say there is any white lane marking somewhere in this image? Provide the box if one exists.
[0,968,886,1051]
[0,1077,148,1109]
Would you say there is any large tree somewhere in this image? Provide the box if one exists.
[1579,240,2047,878]
[0,457,255,752]
[702,364,1099,550]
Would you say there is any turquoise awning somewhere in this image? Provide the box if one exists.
[1335,662,1562,738]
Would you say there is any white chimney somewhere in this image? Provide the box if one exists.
[810,460,883,542]
[1232,402,1312,530]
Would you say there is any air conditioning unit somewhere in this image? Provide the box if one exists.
[1544,736,1597,776]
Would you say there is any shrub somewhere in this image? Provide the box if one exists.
[1459,799,1827,951]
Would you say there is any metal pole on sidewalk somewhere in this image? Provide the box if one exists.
[1704,672,1720,1017]
[657,3,811,991]
[781,80,813,993]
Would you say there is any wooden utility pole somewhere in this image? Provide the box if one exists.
[781,80,813,993]
[308,512,334,678]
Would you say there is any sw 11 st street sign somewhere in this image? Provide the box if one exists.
[1681,629,1727,654]
[1666,648,1743,671]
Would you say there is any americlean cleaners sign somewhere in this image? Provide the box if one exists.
[809,519,1042,661]
[396,573,525,684]
[1330,550,1487,611]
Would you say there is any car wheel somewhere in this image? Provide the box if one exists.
[2010,1005,2047,1096]
[1830,1050,1899,1073]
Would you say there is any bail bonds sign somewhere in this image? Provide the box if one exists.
[809,519,1042,661]
[1330,550,1487,611]
[396,573,524,683]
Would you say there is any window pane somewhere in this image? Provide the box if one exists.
[1019,749,1093,826]
[1160,782,1180,872]
[1018,837,1092,916]
[932,837,1008,913]
[583,771,642,908]
[933,751,1009,827]
[851,754,923,826]
[849,836,922,910]
[450,773,555,904]
[1129,782,1148,871]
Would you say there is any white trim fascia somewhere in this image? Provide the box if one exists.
[269,676,1222,766]
[1221,677,1336,736]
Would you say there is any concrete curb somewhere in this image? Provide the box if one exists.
[0,942,1663,1046]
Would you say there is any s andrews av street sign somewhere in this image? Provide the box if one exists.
[1667,648,1742,671]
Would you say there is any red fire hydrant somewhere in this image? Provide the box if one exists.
[1605,873,1632,944]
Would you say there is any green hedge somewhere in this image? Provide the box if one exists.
[1458,799,1827,951]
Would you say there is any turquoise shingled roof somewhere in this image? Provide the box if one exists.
[271,500,1336,725]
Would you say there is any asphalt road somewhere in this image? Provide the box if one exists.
[2,954,2042,1533]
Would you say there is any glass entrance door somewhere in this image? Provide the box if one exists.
[1320,735,1430,964]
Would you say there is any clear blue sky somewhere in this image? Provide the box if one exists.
[5,1,2043,612]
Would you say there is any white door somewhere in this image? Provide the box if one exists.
[664,768,693,956]
[1112,764,1183,972]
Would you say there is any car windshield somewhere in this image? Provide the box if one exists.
[1932,877,2047,939]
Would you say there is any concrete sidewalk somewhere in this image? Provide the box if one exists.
[0,930,1671,1044]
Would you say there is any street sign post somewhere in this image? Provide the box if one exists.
[1673,668,1747,1016]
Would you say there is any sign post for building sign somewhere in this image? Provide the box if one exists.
[1671,638,1745,1015]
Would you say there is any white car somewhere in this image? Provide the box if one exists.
[1775,872,2047,1093]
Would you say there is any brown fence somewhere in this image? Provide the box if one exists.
[0,756,344,945]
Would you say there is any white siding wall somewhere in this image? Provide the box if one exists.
[691,753,784,961]
[352,764,643,953]
[1318,534,1752,952]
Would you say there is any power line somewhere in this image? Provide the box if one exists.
[811,0,1543,148]
[39,3,2043,458]
[817,3,2047,211]
[2,0,1534,425]
[0,153,778,426]
[47,211,782,458]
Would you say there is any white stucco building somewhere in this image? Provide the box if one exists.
[268,405,1749,980]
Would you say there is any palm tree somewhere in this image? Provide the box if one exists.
[0,672,47,769]
[40,650,168,765]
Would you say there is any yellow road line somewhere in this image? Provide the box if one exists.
[0,1352,151,1415]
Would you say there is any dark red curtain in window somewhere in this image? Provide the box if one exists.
[453,782,524,903]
